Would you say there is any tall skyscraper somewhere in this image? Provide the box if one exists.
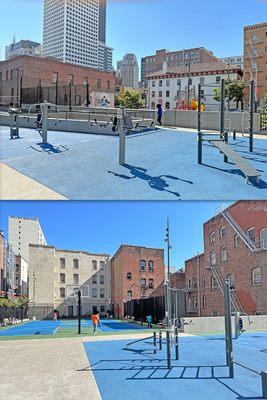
[43,0,99,68]
[120,54,139,89]
[99,0,106,43]
[8,217,47,262]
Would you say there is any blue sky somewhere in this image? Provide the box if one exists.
[0,0,266,65]
[0,201,230,268]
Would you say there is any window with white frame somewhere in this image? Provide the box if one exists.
[187,278,192,288]
[209,231,215,244]
[100,289,105,298]
[148,278,154,289]
[202,295,207,308]
[252,267,262,286]
[260,228,267,249]
[220,226,226,238]
[140,260,146,271]
[148,260,154,272]
[60,273,65,283]
[60,258,65,268]
[73,259,79,269]
[92,260,97,270]
[140,278,146,288]
[60,287,65,298]
[126,272,132,280]
[234,234,241,248]
[166,79,170,86]
[92,275,97,284]
[100,275,104,284]
[220,246,227,262]
[100,261,105,269]
[193,296,198,308]
[92,288,97,298]
[247,228,255,243]
[210,250,216,266]
[73,274,79,284]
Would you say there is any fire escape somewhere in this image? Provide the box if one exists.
[208,206,264,315]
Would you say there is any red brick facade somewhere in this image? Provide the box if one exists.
[111,245,165,318]
[0,55,115,106]
[184,201,267,316]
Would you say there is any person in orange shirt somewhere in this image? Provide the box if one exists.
[91,311,99,334]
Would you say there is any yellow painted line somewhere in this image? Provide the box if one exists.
[0,162,67,200]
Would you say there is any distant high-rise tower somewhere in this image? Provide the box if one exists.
[99,0,106,43]
[43,0,99,69]
[120,54,139,89]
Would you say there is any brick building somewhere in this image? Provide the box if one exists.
[244,22,267,109]
[0,55,115,107]
[185,201,267,317]
[141,47,219,84]
[111,245,165,318]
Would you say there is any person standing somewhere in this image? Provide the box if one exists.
[91,311,99,334]
[156,104,163,126]
[53,310,58,322]
[146,314,152,329]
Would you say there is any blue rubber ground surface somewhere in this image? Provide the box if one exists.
[83,332,267,400]
[1,126,267,199]
[0,319,144,336]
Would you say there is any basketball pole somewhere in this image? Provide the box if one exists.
[78,290,81,334]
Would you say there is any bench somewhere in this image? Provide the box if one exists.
[208,139,261,184]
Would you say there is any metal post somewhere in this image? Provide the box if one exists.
[197,83,202,164]
[224,280,234,378]
[233,129,236,141]
[159,330,162,350]
[153,331,157,354]
[220,79,228,163]
[165,219,171,284]
[78,290,81,334]
[261,371,267,399]
[164,283,171,369]
[118,109,125,165]
[86,83,90,107]
[33,270,36,320]
[42,102,48,144]
[174,290,179,360]
[55,78,58,106]
[249,80,255,153]
[19,76,23,108]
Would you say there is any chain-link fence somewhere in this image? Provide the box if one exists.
[0,305,28,322]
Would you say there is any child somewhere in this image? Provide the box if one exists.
[146,314,152,329]
[156,104,163,126]
[53,309,58,322]
[91,311,99,334]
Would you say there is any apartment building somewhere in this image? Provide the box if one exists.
[220,55,243,70]
[8,216,47,263]
[28,245,111,319]
[141,48,219,84]
[111,245,165,318]
[5,39,43,60]
[244,22,267,108]
[147,61,242,111]
[14,255,28,296]
[185,201,267,317]
[3,242,15,294]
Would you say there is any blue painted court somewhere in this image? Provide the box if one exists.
[0,319,145,337]
[83,331,267,400]
[1,125,267,200]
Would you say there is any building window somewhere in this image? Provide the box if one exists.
[126,272,132,280]
[92,260,97,270]
[148,278,154,289]
[234,234,241,248]
[92,288,97,298]
[166,91,170,97]
[127,291,132,301]
[209,231,215,244]
[6,71,9,81]
[100,289,105,298]
[73,274,79,284]
[100,261,105,269]
[220,246,227,262]
[159,80,163,87]
[100,275,104,284]
[152,91,155,98]
[60,273,65,283]
[193,296,197,308]
[73,259,79,269]
[166,79,170,86]
[210,250,216,266]
[202,274,206,287]
[202,295,206,309]
[247,227,255,242]
[252,267,262,286]
[52,72,58,84]
[216,76,221,83]
[152,80,156,87]
[251,33,258,42]
[211,276,218,290]
[92,275,97,284]
[148,260,154,272]
[177,79,181,85]
[192,277,197,288]
[220,226,226,238]
[60,258,65,268]
[260,228,267,249]
[159,90,163,97]
[140,260,146,271]
[100,305,105,313]
[140,278,146,288]
[60,287,65,298]
[187,278,191,288]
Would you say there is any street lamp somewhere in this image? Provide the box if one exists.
[164,218,172,284]
[185,58,193,109]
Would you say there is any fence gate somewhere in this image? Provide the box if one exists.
[260,113,267,131]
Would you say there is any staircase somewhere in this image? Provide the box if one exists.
[221,209,263,252]
[209,263,244,314]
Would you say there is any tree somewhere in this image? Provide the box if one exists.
[214,80,246,110]
[115,90,144,109]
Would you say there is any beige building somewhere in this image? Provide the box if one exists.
[28,244,111,319]
[244,22,267,108]
[14,255,28,295]
[8,216,47,262]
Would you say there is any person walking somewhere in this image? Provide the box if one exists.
[91,311,99,334]
[53,310,58,322]
[146,314,152,329]
[156,104,163,126]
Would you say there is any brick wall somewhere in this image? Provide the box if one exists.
[111,245,165,318]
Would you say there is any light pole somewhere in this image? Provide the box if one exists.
[164,218,172,284]
[32,270,36,320]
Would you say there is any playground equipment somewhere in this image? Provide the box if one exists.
[28,101,60,144]
[8,104,21,139]
[197,79,261,185]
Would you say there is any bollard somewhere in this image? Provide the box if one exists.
[159,330,162,350]
[198,131,202,164]
[262,371,267,399]
[153,331,157,354]
[224,131,229,163]
[233,129,236,141]
[174,321,179,360]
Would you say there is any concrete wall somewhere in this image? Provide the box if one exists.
[182,315,267,334]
